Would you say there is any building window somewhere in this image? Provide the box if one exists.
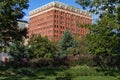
[55,10,58,13]
[57,25,58,28]
[54,25,56,28]
[60,26,62,28]
[60,31,64,33]
[54,35,58,38]
[60,21,64,24]
[54,30,58,33]
[55,15,58,18]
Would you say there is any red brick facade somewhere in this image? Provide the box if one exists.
[28,2,92,41]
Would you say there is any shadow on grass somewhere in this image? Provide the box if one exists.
[0,76,41,80]
[33,66,68,76]
[0,66,69,79]
[96,68,120,77]
[0,76,73,80]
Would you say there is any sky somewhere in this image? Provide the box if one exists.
[23,0,97,22]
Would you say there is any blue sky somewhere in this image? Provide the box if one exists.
[23,0,97,22]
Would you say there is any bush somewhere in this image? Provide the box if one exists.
[28,54,95,68]
[29,57,70,68]
[64,65,103,77]
[54,65,104,78]
[53,57,69,66]
[64,54,95,66]
[77,54,96,66]
[65,55,79,66]
[29,58,53,68]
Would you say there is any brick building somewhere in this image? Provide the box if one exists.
[28,1,92,41]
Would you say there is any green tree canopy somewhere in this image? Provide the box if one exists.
[28,35,56,59]
[76,0,120,69]
[57,30,78,57]
[0,0,29,43]
[76,0,120,16]
[9,41,29,60]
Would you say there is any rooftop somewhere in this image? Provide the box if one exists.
[17,20,28,23]
[29,1,91,17]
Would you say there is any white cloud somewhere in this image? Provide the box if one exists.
[23,16,29,20]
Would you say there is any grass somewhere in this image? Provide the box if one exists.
[0,76,56,80]
[0,76,119,80]
[0,65,120,80]
[73,76,118,80]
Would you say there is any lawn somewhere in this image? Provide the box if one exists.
[0,76,119,80]
[73,76,118,80]
[0,65,120,80]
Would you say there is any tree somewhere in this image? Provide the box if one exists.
[28,35,56,59]
[76,0,120,69]
[87,15,120,68]
[0,0,29,43]
[74,35,88,55]
[9,41,29,67]
[76,0,120,17]
[57,30,78,57]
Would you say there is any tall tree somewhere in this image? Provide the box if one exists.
[76,0,120,16]
[0,0,29,43]
[57,30,78,57]
[28,35,56,59]
[9,41,29,67]
[76,0,120,69]
[87,15,120,68]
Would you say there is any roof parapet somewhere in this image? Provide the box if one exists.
[29,1,92,17]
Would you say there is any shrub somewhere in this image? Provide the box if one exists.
[64,54,95,66]
[53,57,69,66]
[77,54,96,66]
[29,58,53,68]
[64,65,103,77]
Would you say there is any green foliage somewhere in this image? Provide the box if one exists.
[76,0,120,16]
[65,65,103,76]
[76,0,91,10]
[0,76,118,80]
[9,41,29,67]
[0,0,29,42]
[77,0,120,69]
[88,16,120,56]
[67,47,79,56]
[86,13,120,70]
[28,35,56,58]
[16,68,35,76]
[57,30,77,57]
[74,36,88,54]
[29,58,54,68]
[0,65,120,80]
[9,41,29,57]
[73,76,118,80]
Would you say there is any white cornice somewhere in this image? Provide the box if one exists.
[29,1,92,17]
[30,7,91,19]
